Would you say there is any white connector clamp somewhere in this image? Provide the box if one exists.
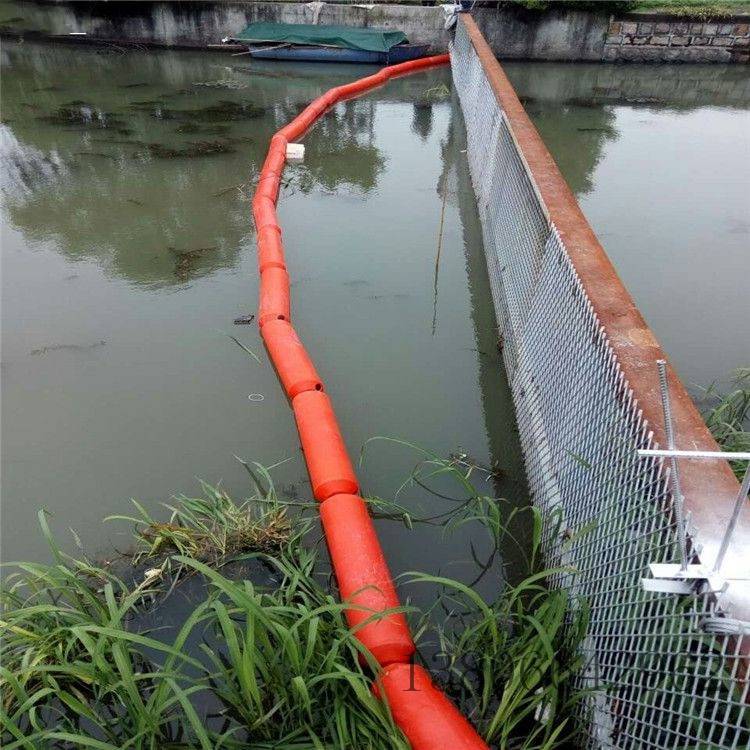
[286,143,305,162]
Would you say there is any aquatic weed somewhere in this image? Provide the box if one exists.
[145,140,236,159]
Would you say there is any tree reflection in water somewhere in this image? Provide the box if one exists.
[1,42,388,287]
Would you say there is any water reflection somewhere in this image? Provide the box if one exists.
[504,61,750,390]
[516,96,618,196]
[412,102,433,142]
[294,100,385,194]
[436,107,531,581]
[0,124,66,196]
[1,41,389,286]
[505,61,750,110]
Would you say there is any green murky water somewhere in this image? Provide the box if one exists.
[1,41,523,597]
[2,42,748,583]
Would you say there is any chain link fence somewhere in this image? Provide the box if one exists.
[451,18,748,750]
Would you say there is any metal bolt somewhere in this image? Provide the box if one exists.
[657,360,688,571]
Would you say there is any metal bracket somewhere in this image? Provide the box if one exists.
[639,360,750,595]
[642,563,726,595]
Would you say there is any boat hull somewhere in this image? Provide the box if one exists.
[248,44,430,64]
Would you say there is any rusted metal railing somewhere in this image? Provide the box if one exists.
[451,14,749,749]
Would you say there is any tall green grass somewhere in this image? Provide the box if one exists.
[702,368,750,480]
[2,452,587,749]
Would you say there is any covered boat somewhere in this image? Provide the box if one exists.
[227,22,430,64]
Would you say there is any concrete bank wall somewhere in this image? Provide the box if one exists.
[472,5,609,61]
[3,2,749,62]
[603,16,750,63]
[1,1,448,50]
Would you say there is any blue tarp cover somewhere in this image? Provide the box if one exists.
[234,22,409,53]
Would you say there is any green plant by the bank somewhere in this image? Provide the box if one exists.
[1,451,587,749]
[631,0,750,18]
[702,368,750,480]
[106,463,291,569]
[510,0,749,15]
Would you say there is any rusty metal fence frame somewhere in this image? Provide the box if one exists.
[451,15,749,750]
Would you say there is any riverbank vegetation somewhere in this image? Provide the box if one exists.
[702,368,750,480]
[513,0,750,15]
[1,454,587,749]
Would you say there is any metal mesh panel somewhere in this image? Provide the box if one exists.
[450,21,749,750]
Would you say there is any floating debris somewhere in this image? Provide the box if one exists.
[193,78,248,90]
[174,122,231,136]
[170,246,218,281]
[145,140,236,159]
[191,99,265,121]
[416,83,450,106]
[128,99,168,108]
[212,182,247,198]
[92,137,147,147]
[74,151,117,161]
[38,104,128,132]
[233,314,255,325]
[148,100,265,123]
[30,340,106,356]
[119,82,149,89]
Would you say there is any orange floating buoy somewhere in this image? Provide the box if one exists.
[261,319,323,398]
[335,82,362,100]
[255,172,281,204]
[262,148,286,177]
[376,664,490,750]
[320,493,414,665]
[257,226,286,273]
[258,267,290,326]
[270,132,288,152]
[292,390,358,500]
[295,111,318,132]
[277,121,305,142]
[322,89,340,107]
[251,53,490,749]
[252,196,281,234]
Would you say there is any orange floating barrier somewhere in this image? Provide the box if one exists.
[376,664,490,750]
[307,99,327,118]
[261,148,286,177]
[261,319,323,398]
[251,52,487,750]
[322,89,340,107]
[257,226,286,273]
[270,133,288,152]
[277,121,305,142]
[258,267,290,326]
[295,111,318,131]
[320,494,414,665]
[252,196,281,234]
[335,82,363,100]
[255,173,281,204]
[292,390,358,500]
